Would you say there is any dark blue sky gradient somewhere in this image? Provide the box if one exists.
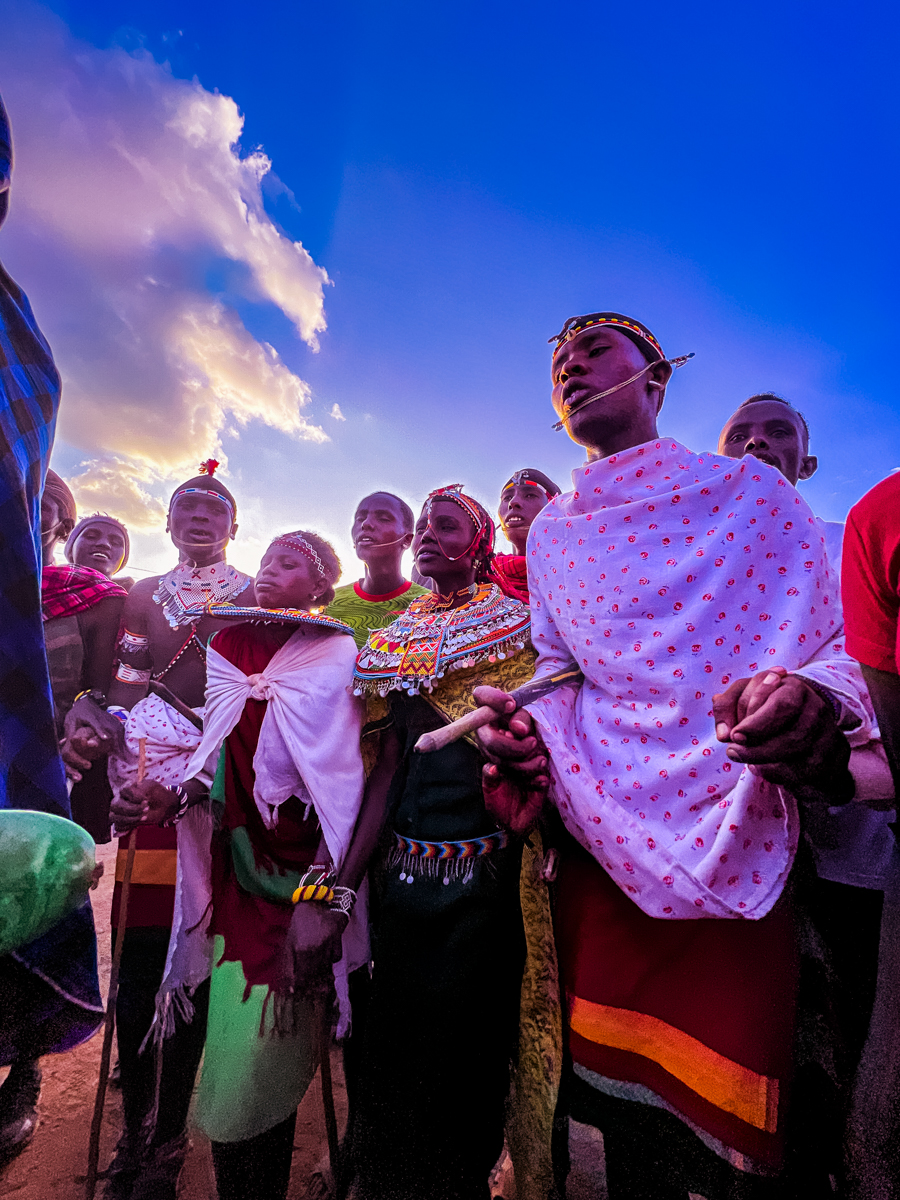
[32,1,900,530]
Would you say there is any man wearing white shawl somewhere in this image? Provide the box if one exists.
[112,531,372,1200]
[476,313,874,1198]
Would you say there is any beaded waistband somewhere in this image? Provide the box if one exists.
[394,830,508,859]
[390,829,509,886]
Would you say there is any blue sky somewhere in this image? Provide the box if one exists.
[1,0,897,579]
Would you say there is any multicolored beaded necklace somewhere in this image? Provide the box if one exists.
[353,581,530,697]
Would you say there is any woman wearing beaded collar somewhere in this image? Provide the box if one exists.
[350,486,534,1200]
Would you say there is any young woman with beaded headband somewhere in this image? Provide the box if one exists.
[490,468,561,604]
[348,485,536,1200]
[109,530,381,1200]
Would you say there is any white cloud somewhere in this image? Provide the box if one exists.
[67,459,168,530]
[0,1,330,516]
[329,402,346,421]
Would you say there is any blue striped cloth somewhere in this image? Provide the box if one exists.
[0,96,103,1054]
[0,258,69,815]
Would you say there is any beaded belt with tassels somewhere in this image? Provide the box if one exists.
[390,829,509,886]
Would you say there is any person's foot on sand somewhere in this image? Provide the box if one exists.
[0,1059,41,1161]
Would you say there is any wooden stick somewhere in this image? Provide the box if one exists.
[316,994,341,1186]
[415,705,497,754]
[147,680,203,731]
[85,737,146,1200]
[414,666,584,754]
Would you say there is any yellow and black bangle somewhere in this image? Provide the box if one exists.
[292,863,337,904]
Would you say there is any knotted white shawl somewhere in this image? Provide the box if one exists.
[184,624,365,864]
[155,624,367,1040]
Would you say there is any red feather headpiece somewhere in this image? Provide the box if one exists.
[199,458,220,477]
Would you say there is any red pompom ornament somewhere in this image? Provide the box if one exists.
[199,458,220,477]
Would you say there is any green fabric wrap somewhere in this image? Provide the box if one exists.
[213,744,305,904]
[229,826,300,903]
[195,935,316,1143]
[0,810,95,955]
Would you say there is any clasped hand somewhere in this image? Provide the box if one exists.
[712,667,852,802]
[110,778,179,831]
[280,901,345,996]
[61,696,125,781]
[473,685,551,833]
[473,667,853,828]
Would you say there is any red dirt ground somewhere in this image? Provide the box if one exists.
[0,842,347,1199]
[0,843,612,1200]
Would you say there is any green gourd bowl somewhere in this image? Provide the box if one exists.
[0,810,96,956]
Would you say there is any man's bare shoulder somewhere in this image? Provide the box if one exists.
[127,575,163,599]
[120,575,163,625]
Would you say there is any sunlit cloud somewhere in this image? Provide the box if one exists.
[0,0,329,518]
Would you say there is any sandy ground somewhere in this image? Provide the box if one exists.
[0,841,612,1200]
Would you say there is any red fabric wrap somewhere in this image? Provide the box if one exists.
[489,554,530,604]
[208,624,322,992]
[554,838,798,1170]
[112,824,178,929]
[41,564,127,622]
[842,472,900,674]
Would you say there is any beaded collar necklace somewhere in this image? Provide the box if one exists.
[153,559,252,629]
[353,582,530,697]
[204,602,353,634]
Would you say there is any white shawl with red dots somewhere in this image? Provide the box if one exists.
[525,438,872,920]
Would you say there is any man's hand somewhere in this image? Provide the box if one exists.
[474,685,550,832]
[482,765,547,834]
[64,695,125,755]
[61,728,105,782]
[110,778,178,831]
[473,686,551,784]
[282,902,344,995]
[713,670,853,802]
[62,696,125,778]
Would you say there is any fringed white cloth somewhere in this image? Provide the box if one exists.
[154,624,367,1041]
[526,439,875,921]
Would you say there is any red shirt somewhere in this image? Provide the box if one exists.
[842,472,900,674]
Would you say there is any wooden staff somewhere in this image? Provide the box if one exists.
[85,737,146,1200]
[148,679,203,731]
[315,993,341,1187]
[413,666,583,754]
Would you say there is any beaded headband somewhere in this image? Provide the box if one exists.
[501,470,555,500]
[549,312,664,361]
[271,533,327,579]
[423,485,495,564]
[170,486,235,522]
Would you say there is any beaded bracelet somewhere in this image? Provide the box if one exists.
[327,886,357,921]
[163,785,191,828]
[292,864,337,904]
[72,688,108,709]
[116,663,152,685]
[797,675,842,723]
